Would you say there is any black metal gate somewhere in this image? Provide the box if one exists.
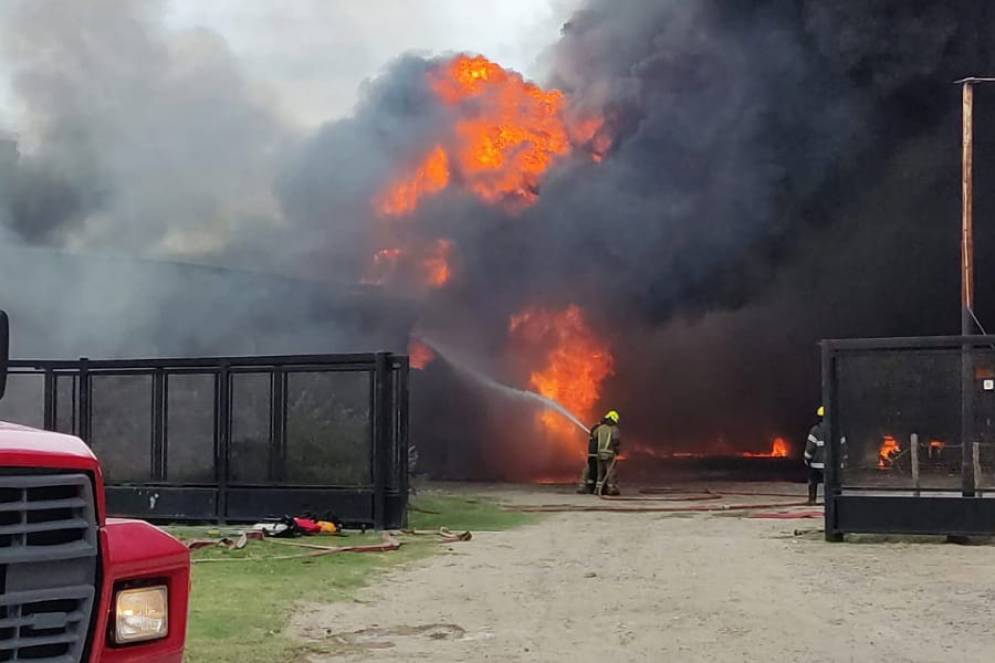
[0,353,409,529]
[822,335,995,539]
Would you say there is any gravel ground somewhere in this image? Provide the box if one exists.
[291,482,995,662]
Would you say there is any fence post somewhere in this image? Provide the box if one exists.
[372,353,390,529]
[78,358,90,445]
[911,433,920,496]
[962,345,976,496]
[217,363,230,524]
[153,369,165,481]
[398,356,410,529]
[821,341,842,541]
[43,368,56,431]
[974,441,982,496]
[270,366,286,483]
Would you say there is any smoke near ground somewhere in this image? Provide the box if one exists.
[2,0,995,473]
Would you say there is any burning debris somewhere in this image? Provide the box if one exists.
[878,436,901,469]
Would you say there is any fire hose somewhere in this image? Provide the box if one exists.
[189,527,472,563]
[508,500,816,514]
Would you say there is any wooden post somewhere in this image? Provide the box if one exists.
[962,80,977,497]
[963,81,975,319]
[910,433,920,496]
[974,441,982,496]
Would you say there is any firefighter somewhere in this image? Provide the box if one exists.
[577,410,622,494]
[595,410,622,496]
[576,420,601,494]
[804,406,826,505]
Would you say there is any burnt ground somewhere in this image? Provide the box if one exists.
[291,482,995,662]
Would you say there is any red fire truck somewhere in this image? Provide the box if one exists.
[0,311,189,662]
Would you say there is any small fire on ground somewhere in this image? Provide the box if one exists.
[878,436,901,469]
[628,437,792,460]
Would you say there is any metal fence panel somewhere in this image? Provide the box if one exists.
[229,372,272,483]
[836,349,962,490]
[285,370,372,486]
[0,373,44,429]
[824,336,995,539]
[165,373,216,484]
[4,353,408,528]
[90,374,153,484]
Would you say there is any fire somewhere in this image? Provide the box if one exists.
[408,339,436,370]
[508,305,614,449]
[421,238,452,288]
[737,437,791,458]
[878,436,901,469]
[376,146,450,217]
[374,54,606,217]
[361,239,452,290]
[928,439,945,459]
[361,247,403,285]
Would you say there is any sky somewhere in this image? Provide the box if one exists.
[153,0,582,128]
[0,0,579,130]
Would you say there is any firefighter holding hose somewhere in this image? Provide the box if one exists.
[804,406,826,505]
[577,410,621,495]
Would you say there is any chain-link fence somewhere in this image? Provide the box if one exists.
[0,353,408,528]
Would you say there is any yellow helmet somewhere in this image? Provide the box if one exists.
[817,405,825,418]
[605,410,620,424]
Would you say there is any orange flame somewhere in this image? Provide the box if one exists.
[377,146,450,217]
[362,239,452,290]
[928,439,945,459]
[509,305,614,451]
[408,339,436,370]
[737,437,791,458]
[421,238,453,288]
[878,436,900,469]
[374,54,606,217]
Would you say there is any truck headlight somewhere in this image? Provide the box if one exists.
[115,586,168,644]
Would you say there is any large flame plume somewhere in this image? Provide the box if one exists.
[508,305,614,457]
[375,54,607,218]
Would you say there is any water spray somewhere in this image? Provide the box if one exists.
[412,336,590,435]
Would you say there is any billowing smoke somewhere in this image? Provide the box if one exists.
[3,0,995,478]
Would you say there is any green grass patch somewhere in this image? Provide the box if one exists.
[408,494,536,531]
[175,493,536,662]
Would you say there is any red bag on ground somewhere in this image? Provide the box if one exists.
[292,517,322,534]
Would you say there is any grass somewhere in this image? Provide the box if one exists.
[173,492,536,662]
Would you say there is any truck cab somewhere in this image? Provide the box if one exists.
[0,311,189,662]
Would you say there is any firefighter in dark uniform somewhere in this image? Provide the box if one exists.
[804,406,826,505]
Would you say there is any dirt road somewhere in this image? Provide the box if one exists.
[292,484,995,662]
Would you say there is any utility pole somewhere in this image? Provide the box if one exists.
[956,77,995,495]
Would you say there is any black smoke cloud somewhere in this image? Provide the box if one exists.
[4,0,995,474]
